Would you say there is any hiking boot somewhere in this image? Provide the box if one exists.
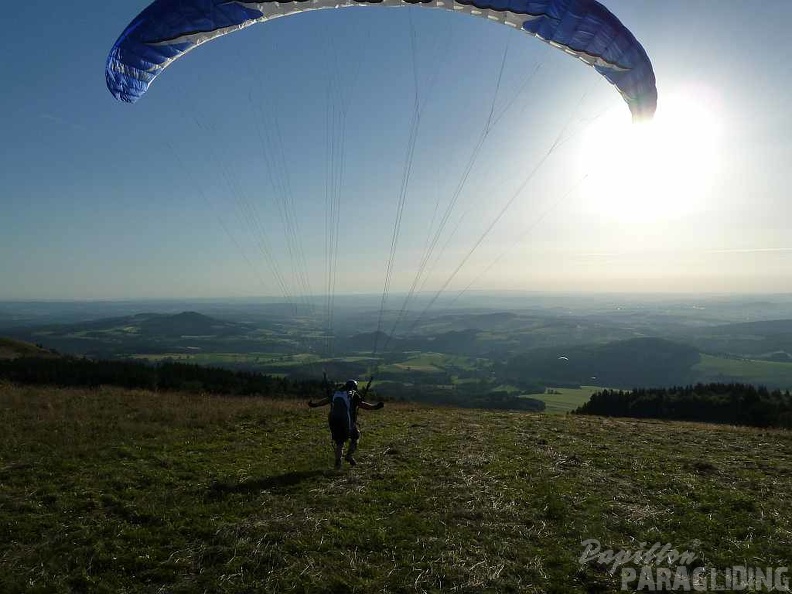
[345,455,357,466]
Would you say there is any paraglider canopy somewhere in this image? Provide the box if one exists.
[106,0,656,120]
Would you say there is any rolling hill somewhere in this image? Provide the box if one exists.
[676,319,792,359]
[2,312,259,357]
[501,337,701,389]
[4,304,792,393]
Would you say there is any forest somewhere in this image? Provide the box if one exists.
[575,383,792,429]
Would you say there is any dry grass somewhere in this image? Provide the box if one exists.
[1,383,790,592]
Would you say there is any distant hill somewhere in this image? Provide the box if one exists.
[700,319,792,336]
[3,312,256,357]
[415,312,519,333]
[501,337,701,389]
[7,311,251,338]
[133,311,250,337]
[0,338,58,360]
[679,319,792,359]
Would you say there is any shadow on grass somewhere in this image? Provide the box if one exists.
[207,469,329,499]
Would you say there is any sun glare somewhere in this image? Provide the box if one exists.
[579,88,723,224]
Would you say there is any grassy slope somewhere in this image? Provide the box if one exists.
[535,386,603,414]
[1,384,790,593]
[695,353,792,388]
[0,338,56,360]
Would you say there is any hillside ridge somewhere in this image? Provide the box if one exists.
[0,337,58,360]
[1,383,789,592]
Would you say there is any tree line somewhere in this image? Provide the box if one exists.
[574,382,792,429]
[0,356,326,399]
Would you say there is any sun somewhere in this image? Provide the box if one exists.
[578,87,723,224]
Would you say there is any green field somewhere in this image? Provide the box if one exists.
[695,353,792,389]
[382,351,479,374]
[128,352,280,365]
[533,385,603,414]
[1,383,790,592]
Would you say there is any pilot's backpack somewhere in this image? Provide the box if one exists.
[328,390,352,442]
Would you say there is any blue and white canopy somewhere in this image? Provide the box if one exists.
[107,0,657,119]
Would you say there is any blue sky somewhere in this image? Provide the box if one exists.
[2,1,792,300]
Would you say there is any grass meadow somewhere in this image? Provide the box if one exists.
[695,354,792,388]
[534,387,603,414]
[1,382,790,592]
